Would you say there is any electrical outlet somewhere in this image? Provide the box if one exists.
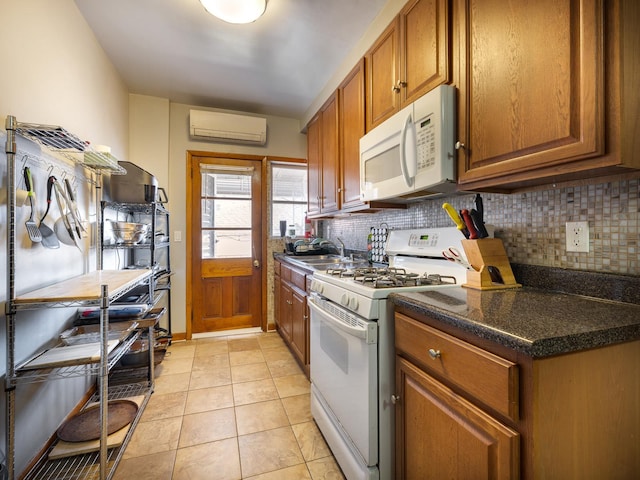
[566,221,589,252]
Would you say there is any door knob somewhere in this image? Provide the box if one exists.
[391,394,400,404]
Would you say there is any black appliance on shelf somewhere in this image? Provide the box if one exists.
[103,161,164,204]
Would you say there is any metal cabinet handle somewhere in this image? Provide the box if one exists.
[455,141,465,150]
[392,84,400,93]
[428,348,441,360]
[286,300,292,305]
[391,394,400,405]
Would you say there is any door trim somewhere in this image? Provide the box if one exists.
[186,151,269,339]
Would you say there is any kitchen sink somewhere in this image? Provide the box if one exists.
[302,257,353,265]
[287,254,369,269]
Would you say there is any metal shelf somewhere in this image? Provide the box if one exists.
[4,115,158,480]
[100,201,172,338]
[102,241,170,250]
[23,382,153,480]
[13,331,142,385]
[15,122,126,174]
[102,201,169,215]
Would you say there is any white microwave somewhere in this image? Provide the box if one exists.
[360,84,457,202]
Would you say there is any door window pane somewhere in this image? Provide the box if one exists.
[201,199,251,228]
[202,172,251,198]
[202,230,252,259]
[201,164,253,259]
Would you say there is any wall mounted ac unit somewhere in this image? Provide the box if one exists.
[189,109,267,145]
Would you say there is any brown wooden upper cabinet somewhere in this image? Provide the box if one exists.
[339,59,366,211]
[455,0,640,191]
[307,92,340,217]
[365,0,451,132]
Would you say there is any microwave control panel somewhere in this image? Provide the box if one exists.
[416,115,436,171]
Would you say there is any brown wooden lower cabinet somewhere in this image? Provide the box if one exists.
[274,260,310,377]
[394,309,640,479]
[396,357,520,480]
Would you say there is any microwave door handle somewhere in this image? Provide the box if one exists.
[399,112,416,187]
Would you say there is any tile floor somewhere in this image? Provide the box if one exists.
[113,332,345,480]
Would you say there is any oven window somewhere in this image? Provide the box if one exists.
[320,323,349,374]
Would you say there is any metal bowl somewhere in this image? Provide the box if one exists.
[109,221,150,244]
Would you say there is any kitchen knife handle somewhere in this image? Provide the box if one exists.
[475,193,484,221]
[442,203,469,238]
[461,209,478,239]
[41,175,56,221]
[24,166,34,195]
[470,208,489,238]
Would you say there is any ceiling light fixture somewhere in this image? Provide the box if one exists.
[199,0,266,24]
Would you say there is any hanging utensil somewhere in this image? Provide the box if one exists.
[38,175,60,249]
[23,166,42,243]
[64,178,86,236]
[52,176,82,251]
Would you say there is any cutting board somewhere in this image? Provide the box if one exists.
[21,340,119,370]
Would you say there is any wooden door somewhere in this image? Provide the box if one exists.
[320,92,340,214]
[400,0,450,105]
[366,18,401,131]
[396,356,519,480]
[306,114,321,217]
[339,59,366,210]
[456,0,603,189]
[189,156,263,334]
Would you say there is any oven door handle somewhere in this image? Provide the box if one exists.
[309,299,377,343]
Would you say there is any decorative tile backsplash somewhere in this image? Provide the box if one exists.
[319,176,639,276]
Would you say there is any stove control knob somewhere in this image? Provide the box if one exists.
[340,294,349,306]
[348,297,359,310]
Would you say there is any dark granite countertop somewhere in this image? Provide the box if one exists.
[390,286,640,358]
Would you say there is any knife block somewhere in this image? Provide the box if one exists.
[460,238,521,290]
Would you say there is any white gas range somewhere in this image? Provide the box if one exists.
[308,227,470,480]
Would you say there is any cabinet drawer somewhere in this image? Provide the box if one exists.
[290,268,306,291]
[395,312,519,421]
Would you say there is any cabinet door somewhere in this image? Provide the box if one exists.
[366,18,401,131]
[400,0,450,105]
[290,289,307,365]
[320,92,340,214]
[274,270,281,334]
[339,59,366,210]
[306,114,321,217]
[396,356,519,480]
[278,282,293,342]
[456,0,603,189]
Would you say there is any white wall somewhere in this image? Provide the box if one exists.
[129,95,171,190]
[0,0,129,474]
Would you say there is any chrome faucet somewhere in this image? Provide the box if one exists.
[336,237,345,259]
